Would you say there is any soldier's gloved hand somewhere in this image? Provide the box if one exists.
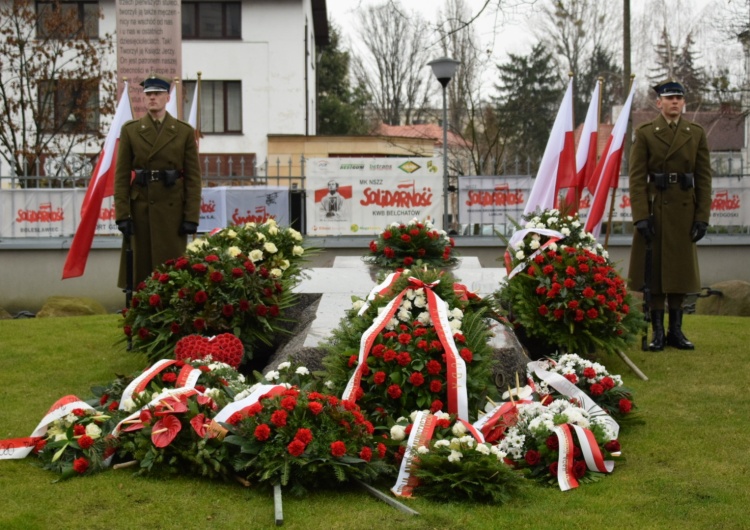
[691,221,708,242]
[635,219,654,243]
[179,221,199,235]
[116,219,134,238]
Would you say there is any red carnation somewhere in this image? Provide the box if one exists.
[281,396,297,411]
[568,300,579,310]
[74,424,86,436]
[601,376,615,390]
[582,367,596,379]
[271,409,288,427]
[409,372,424,386]
[170,322,180,334]
[191,263,207,274]
[162,372,177,384]
[429,380,442,393]
[359,446,373,462]
[377,443,387,459]
[542,265,554,275]
[538,304,549,316]
[210,271,224,283]
[72,457,89,474]
[254,424,271,441]
[382,231,392,240]
[396,352,411,366]
[330,441,347,458]
[287,439,306,457]
[227,411,244,425]
[605,440,621,453]
[77,435,95,451]
[308,401,324,415]
[149,294,161,307]
[256,304,268,317]
[430,399,444,413]
[618,398,633,414]
[387,384,402,399]
[589,383,604,396]
[295,428,313,445]
[369,240,378,252]
[426,360,442,375]
[582,287,596,298]
[398,333,412,345]
[586,308,599,319]
[401,234,411,243]
[564,373,578,384]
[459,348,473,363]
[373,371,386,385]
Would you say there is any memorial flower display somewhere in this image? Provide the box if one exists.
[120,220,309,364]
[496,400,621,488]
[497,243,643,356]
[529,354,637,422]
[363,217,459,270]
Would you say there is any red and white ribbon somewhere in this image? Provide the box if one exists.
[213,384,286,424]
[110,387,202,438]
[553,423,615,491]
[357,271,403,316]
[505,228,564,279]
[457,418,485,444]
[119,359,178,409]
[528,360,620,439]
[553,424,578,491]
[472,401,524,442]
[391,410,438,498]
[0,395,93,460]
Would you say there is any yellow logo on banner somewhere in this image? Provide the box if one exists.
[399,161,421,174]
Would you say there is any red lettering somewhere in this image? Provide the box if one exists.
[99,206,116,221]
[201,200,216,213]
[231,207,275,225]
[465,185,524,207]
[619,195,631,209]
[711,191,740,211]
[359,186,433,207]
[15,202,65,223]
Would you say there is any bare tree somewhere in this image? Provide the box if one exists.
[352,1,434,126]
[0,0,116,179]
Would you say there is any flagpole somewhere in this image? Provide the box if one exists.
[174,76,181,120]
[604,74,635,249]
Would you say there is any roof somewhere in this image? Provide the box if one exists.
[372,123,471,149]
[631,110,744,151]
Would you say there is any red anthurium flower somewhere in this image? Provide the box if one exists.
[190,413,209,437]
[151,414,182,447]
[154,396,188,416]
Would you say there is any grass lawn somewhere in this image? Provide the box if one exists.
[0,314,748,530]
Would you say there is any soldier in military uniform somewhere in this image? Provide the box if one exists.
[114,74,202,288]
[628,80,712,351]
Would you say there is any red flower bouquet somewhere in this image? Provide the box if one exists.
[363,217,459,270]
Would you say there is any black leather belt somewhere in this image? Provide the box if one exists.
[146,170,165,182]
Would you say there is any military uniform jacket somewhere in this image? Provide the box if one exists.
[114,113,202,287]
[628,114,712,294]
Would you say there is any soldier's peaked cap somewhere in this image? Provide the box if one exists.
[653,79,685,97]
[141,74,171,93]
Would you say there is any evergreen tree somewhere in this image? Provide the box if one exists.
[649,28,706,106]
[494,43,563,170]
[316,23,371,135]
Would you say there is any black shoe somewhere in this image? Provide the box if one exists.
[666,309,695,350]
[649,310,665,351]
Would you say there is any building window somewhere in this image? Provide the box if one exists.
[36,1,99,39]
[38,79,100,133]
[183,80,242,134]
[182,2,240,39]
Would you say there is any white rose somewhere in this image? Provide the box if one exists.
[226,246,242,258]
[85,423,102,439]
[561,227,571,236]
[120,399,136,413]
[287,228,303,241]
[390,425,406,441]
[292,245,304,256]
[264,242,278,254]
[451,422,467,436]
[268,225,279,236]
[434,439,450,448]
[295,366,309,375]
[475,443,491,455]
[244,222,257,229]
[450,307,463,320]
[449,319,462,331]
[225,229,237,239]
[515,250,525,260]
[529,239,540,250]
[270,268,282,279]
[249,249,264,262]
[278,361,291,370]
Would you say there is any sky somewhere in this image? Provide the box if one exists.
[324,0,739,95]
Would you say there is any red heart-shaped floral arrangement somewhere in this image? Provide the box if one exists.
[174,333,244,369]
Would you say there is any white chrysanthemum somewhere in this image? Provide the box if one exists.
[324,380,335,389]
[234,388,252,401]
[390,222,400,229]
[434,439,450,449]
[385,317,399,330]
[264,242,278,253]
[452,421,467,436]
[400,298,413,311]
[451,307,464,320]
[561,227,571,236]
[249,249,264,262]
[548,217,559,225]
[475,443,491,455]
[449,319,462,331]
[416,311,431,325]
[278,361,291,370]
[548,242,558,252]
[265,370,280,381]
[571,220,581,228]
[413,295,427,309]
[529,239,540,250]
[397,308,412,322]
[515,250,526,260]
[390,425,406,441]
[292,245,304,256]
[226,246,242,258]
[288,228,303,242]
[204,387,222,400]
[270,268,282,278]
[448,450,463,463]
[64,413,78,424]
[295,366,309,375]
[417,445,430,455]
[460,435,475,448]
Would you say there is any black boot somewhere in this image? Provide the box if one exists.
[666,309,695,350]
[649,310,665,351]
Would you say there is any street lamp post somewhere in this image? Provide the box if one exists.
[428,56,460,232]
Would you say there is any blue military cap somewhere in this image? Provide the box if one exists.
[140,74,171,93]
[653,79,685,97]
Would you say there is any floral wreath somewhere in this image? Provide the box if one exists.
[363,217,459,270]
